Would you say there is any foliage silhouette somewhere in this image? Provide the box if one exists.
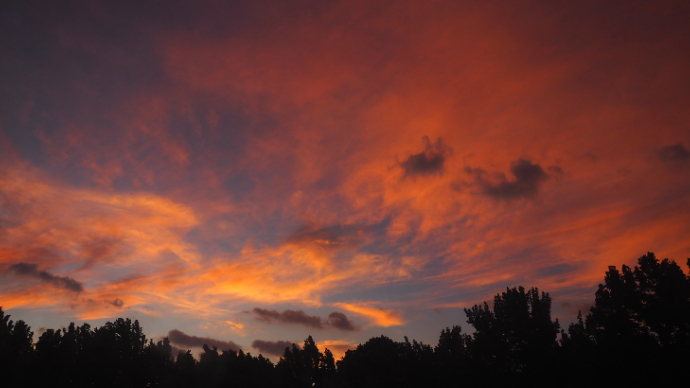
[0,251,688,387]
[276,335,335,388]
[0,309,33,386]
[560,252,690,386]
[463,287,560,386]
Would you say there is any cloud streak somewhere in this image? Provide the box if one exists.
[8,263,84,293]
[252,308,358,331]
[253,308,323,328]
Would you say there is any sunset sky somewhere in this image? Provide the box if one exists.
[1,1,689,359]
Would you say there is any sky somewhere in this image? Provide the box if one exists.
[1,0,690,360]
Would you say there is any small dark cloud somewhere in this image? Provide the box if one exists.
[251,340,295,356]
[399,136,452,178]
[167,329,240,351]
[326,312,357,331]
[8,262,83,293]
[467,158,552,200]
[252,308,357,331]
[107,298,124,308]
[658,143,690,165]
[252,308,323,328]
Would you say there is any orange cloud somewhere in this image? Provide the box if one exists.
[317,340,357,360]
[335,303,405,327]
[0,164,202,319]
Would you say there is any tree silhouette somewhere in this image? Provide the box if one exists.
[173,350,197,388]
[276,335,335,388]
[336,335,433,388]
[575,252,690,386]
[337,335,406,388]
[464,287,560,386]
[142,337,175,387]
[434,325,469,385]
[0,308,33,387]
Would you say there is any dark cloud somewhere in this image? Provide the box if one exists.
[107,298,124,308]
[399,136,452,178]
[658,143,690,163]
[467,159,551,200]
[252,308,323,328]
[326,311,357,331]
[8,262,84,293]
[251,340,295,357]
[167,329,240,351]
[252,308,357,331]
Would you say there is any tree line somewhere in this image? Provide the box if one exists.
[1,252,689,387]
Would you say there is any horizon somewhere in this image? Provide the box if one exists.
[1,0,689,362]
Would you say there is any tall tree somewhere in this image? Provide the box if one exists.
[0,308,33,387]
[276,336,333,388]
[434,325,469,385]
[582,252,690,385]
[464,287,560,386]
